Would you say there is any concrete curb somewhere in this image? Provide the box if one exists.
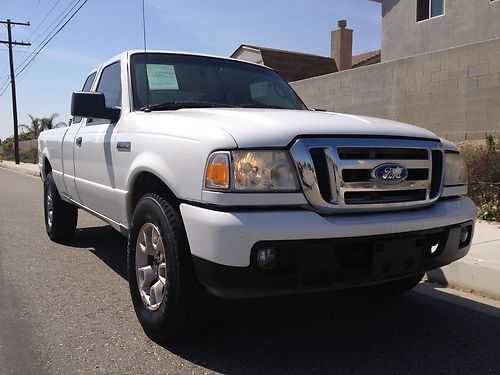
[426,262,500,300]
[0,161,40,177]
[427,220,500,300]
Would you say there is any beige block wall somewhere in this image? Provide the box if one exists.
[19,139,38,153]
[291,38,500,142]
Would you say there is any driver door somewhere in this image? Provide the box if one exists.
[73,62,121,221]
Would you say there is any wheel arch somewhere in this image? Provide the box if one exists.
[128,170,180,225]
[42,154,52,181]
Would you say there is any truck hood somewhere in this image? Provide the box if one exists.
[154,108,438,148]
[138,108,440,148]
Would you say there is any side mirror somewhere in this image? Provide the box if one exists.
[71,91,120,123]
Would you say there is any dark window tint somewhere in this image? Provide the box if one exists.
[417,0,430,21]
[96,62,121,108]
[130,53,307,111]
[73,72,96,124]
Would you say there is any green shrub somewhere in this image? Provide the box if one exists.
[477,200,500,221]
[460,134,500,221]
[2,149,37,164]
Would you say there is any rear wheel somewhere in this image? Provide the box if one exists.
[127,193,200,341]
[44,172,78,242]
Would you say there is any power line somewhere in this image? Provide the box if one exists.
[0,49,33,83]
[31,0,80,45]
[26,0,64,41]
[0,48,36,54]
[27,0,42,25]
[6,0,82,86]
[12,0,83,78]
[16,0,88,79]
[0,0,89,97]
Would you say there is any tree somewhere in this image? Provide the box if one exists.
[19,113,67,138]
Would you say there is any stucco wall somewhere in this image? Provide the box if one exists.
[232,48,263,64]
[291,38,500,142]
[381,0,500,61]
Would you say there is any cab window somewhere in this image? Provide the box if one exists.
[72,72,96,124]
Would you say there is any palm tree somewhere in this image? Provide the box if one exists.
[19,113,67,138]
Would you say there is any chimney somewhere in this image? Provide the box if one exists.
[331,19,353,71]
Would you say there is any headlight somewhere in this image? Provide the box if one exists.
[204,150,300,192]
[444,153,468,186]
[233,150,299,191]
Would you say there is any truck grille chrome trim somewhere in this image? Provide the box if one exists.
[290,138,445,213]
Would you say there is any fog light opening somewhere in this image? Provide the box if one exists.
[256,247,277,269]
[460,226,471,246]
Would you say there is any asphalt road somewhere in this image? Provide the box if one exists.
[0,167,499,375]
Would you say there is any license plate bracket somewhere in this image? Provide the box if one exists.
[372,237,425,280]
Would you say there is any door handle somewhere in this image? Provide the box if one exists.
[76,137,82,148]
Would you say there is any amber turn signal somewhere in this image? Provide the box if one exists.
[205,152,230,190]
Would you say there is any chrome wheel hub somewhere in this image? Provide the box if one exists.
[135,223,167,311]
[46,188,53,228]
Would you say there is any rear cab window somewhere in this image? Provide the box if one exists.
[89,62,122,125]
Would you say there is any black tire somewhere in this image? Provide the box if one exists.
[44,172,78,242]
[127,193,200,341]
[358,273,425,296]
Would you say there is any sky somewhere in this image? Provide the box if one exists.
[0,0,382,141]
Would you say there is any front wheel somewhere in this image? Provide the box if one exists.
[127,193,200,341]
[44,172,78,242]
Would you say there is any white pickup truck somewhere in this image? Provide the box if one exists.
[38,50,476,340]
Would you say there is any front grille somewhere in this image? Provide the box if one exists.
[342,168,429,182]
[337,147,428,160]
[290,137,445,213]
[344,189,428,204]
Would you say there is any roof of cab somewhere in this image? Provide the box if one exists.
[86,50,274,77]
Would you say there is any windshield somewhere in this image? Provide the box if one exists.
[130,53,308,111]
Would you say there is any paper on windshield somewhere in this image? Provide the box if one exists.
[146,64,179,90]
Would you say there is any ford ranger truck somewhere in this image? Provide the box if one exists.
[38,51,476,340]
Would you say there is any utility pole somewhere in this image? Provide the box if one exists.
[0,19,30,164]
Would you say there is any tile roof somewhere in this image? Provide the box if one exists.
[352,49,382,67]
[231,45,381,82]
[232,45,338,82]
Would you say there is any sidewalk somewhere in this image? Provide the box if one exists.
[0,160,40,177]
[427,220,500,300]
[0,160,498,299]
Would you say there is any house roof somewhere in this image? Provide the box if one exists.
[231,44,381,82]
[352,49,381,67]
[231,44,338,82]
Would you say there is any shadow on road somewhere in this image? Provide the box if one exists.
[65,224,500,374]
[163,289,499,374]
[68,225,128,280]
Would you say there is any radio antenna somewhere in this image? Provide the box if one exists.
[141,0,150,108]
[141,0,147,51]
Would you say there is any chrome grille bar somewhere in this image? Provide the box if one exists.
[289,138,444,214]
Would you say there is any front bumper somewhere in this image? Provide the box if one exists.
[180,197,476,298]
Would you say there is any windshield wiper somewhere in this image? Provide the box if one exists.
[140,101,235,112]
[238,103,292,110]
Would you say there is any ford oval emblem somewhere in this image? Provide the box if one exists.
[370,163,408,184]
